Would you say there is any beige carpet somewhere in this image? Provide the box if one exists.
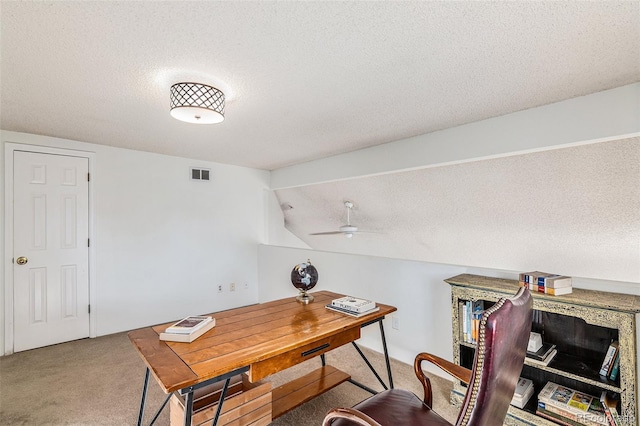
[0,332,458,425]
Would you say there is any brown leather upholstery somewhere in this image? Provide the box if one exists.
[323,287,533,426]
[330,389,451,426]
[456,287,532,425]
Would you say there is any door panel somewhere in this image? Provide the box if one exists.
[13,151,90,352]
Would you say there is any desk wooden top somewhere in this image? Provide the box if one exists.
[128,291,396,393]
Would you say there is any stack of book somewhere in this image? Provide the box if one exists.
[511,377,534,408]
[527,342,558,366]
[537,382,608,426]
[519,271,573,295]
[599,341,620,381]
[326,296,379,317]
[461,300,484,344]
[600,391,622,426]
[159,315,215,343]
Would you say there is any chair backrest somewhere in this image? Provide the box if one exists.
[455,287,532,426]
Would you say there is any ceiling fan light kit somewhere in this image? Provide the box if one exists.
[340,225,357,238]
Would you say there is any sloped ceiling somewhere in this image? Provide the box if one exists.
[1,1,639,170]
[275,138,640,283]
[2,2,639,282]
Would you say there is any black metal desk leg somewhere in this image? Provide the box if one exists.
[183,390,195,426]
[138,367,149,426]
[351,342,388,391]
[148,394,172,426]
[379,320,394,389]
[137,368,150,426]
[211,378,231,426]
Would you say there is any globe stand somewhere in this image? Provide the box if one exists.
[296,290,314,304]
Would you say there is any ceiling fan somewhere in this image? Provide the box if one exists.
[309,201,378,238]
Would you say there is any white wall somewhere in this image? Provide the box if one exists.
[1,131,298,354]
[265,189,310,250]
[257,244,640,378]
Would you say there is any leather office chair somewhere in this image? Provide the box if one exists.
[323,287,532,426]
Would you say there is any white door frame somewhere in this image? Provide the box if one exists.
[4,142,96,355]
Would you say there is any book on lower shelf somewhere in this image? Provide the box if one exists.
[325,303,380,317]
[537,381,608,426]
[600,391,621,426]
[511,377,534,408]
[536,405,599,426]
[160,319,215,343]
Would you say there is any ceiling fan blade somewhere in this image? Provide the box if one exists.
[309,201,383,237]
[309,231,345,236]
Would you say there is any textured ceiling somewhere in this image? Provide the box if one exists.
[2,1,639,170]
[275,138,640,283]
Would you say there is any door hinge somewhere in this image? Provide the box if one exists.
[88,304,91,314]
[88,238,90,247]
[87,172,90,182]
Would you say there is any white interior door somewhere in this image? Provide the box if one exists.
[13,151,90,352]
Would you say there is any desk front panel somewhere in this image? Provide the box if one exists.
[249,326,360,382]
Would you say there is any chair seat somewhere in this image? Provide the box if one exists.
[331,389,453,426]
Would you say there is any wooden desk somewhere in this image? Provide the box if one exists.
[129,291,397,426]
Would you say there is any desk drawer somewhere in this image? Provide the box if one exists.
[249,327,360,382]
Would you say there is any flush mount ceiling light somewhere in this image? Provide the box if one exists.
[170,82,225,124]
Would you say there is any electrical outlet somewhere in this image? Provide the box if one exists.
[392,315,399,330]
[230,282,236,292]
[218,285,223,293]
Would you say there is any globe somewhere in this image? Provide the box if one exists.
[291,260,318,304]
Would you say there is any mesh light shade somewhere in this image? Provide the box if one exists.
[170,82,225,124]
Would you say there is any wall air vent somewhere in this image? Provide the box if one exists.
[190,168,211,181]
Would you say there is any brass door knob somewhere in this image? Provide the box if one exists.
[16,256,28,265]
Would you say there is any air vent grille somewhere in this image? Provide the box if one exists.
[190,168,211,181]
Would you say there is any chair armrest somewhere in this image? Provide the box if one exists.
[323,407,382,426]
[414,352,472,406]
